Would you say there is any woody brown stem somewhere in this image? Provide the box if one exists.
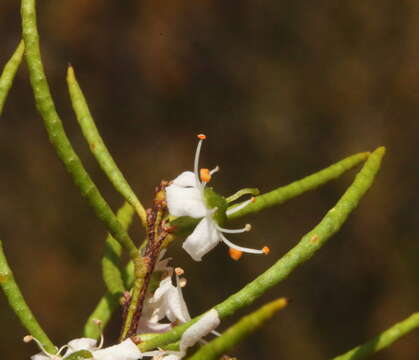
[121,181,170,340]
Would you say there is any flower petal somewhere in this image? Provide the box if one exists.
[171,171,196,187]
[182,218,220,261]
[179,309,220,353]
[92,339,142,360]
[166,172,207,218]
[30,354,50,360]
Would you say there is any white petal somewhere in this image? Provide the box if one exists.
[171,171,196,187]
[179,309,220,353]
[151,277,173,304]
[64,338,97,356]
[182,218,220,261]
[166,172,207,218]
[92,339,142,360]
[166,186,207,218]
[160,355,182,360]
[31,354,50,360]
[165,285,190,324]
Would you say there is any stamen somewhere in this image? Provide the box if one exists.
[200,168,211,183]
[93,318,104,349]
[210,165,220,176]
[175,267,184,276]
[219,233,266,255]
[194,135,206,189]
[179,278,187,288]
[226,197,256,216]
[23,335,57,358]
[229,248,243,261]
[215,223,251,234]
[23,335,33,343]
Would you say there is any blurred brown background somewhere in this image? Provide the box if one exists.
[0,1,418,359]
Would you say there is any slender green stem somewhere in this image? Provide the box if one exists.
[83,202,135,338]
[0,41,25,115]
[83,260,135,339]
[331,312,419,360]
[187,298,288,360]
[139,147,385,351]
[66,66,147,227]
[102,202,135,296]
[0,240,55,353]
[83,291,119,339]
[21,0,138,260]
[228,152,369,220]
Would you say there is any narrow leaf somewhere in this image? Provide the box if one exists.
[21,0,138,259]
[331,312,419,360]
[0,240,55,353]
[228,151,369,220]
[0,41,24,115]
[187,298,288,360]
[66,66,147,227]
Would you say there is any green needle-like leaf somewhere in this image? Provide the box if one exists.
[228,151,369,220]
[187,298,288,360]
[0,41,24,115]
[331,312,419,360]
[21,0,138,259]
[83,291,119,339]
[139,147,385,351]
[102,202,135,296]
[84,202,135,338]
[0,240,55,353]
[66,66,147,227]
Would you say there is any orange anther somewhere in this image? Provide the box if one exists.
[175,267,184,276]
[197,134,206,140]
[262,246,270,255]
[200,168,211,183]
[251,197,256,203]
[229,248,243,261]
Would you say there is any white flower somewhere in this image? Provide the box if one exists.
[26,334,146,360]
[138,264,191,334]
[155,309,221,360]
[166,134,269,261]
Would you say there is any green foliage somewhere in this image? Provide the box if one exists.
[0,1,415,359]
[0,41,24,115]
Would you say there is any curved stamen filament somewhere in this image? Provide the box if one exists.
[194,134,206,189]
[226,197,256,216]
[24,335,59,358]
[215,223,251,234]
[210,165,220,176]
[218,233,266,254]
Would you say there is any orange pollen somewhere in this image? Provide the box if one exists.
[262,246,270,255]
[200,168,211,183]
[197,134,206,140]
[229,248,243,261]
[175,267,184,276]
[251,197,257,203]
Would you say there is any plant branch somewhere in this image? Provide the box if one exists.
[66,66,147,227]
[21,0,138,259]
[331,312,419,360]
[139,147,385,351]
[228,151,369,220]
[0,40,24,115]
[0,240,55,353]
[186,298,288,360]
